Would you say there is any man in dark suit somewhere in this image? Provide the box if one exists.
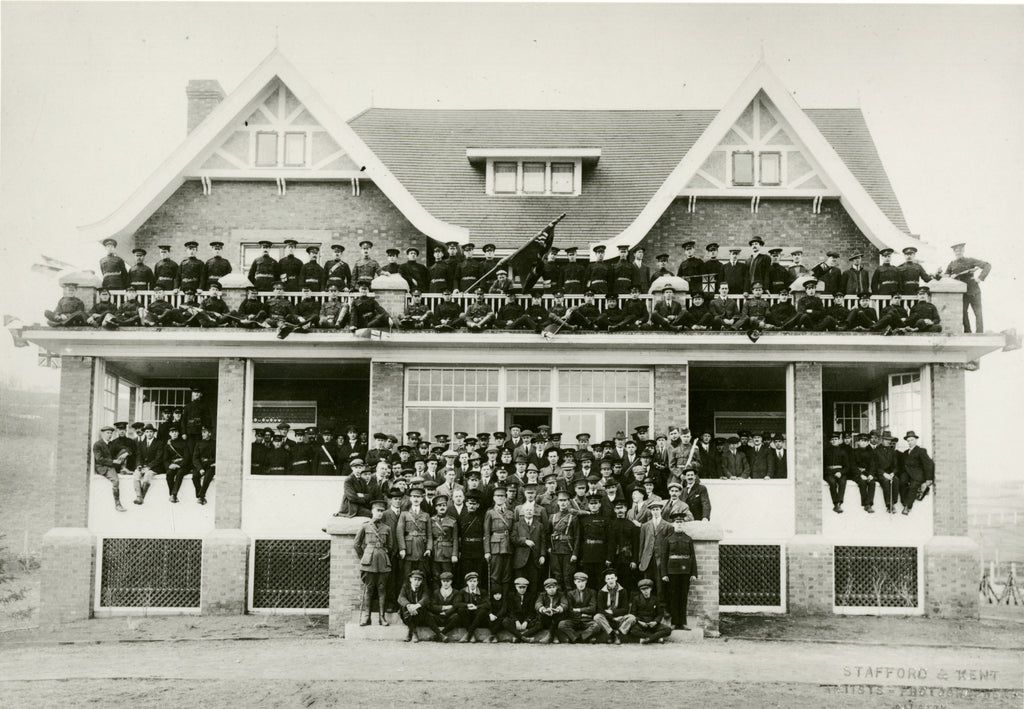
[682,469,711,521]
[746,236,771,293]
[512,504,547,591]
[636,500,671,601]
[558,572,601,643]
[870,430,900,514]
[503,576,539,643]
[93,425,125,512]
[132,423,164,505]
[843,253,871,296]
[768,434,788,479]
[338,460,373,517]
[745,432,772,479]
[900,431,934,515]
[812,251,843,296]
[722,248,748,294]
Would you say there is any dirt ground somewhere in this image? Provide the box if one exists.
[0,679,1018,709]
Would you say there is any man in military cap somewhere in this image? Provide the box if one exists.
[260,432,291,475]
[381,247,401,275]
[398,482,433,584]
[150,244,178,291]
[559,247,586,293]
[475,243,501,291]
[535,577,568,643]
[733,282,770,335]
[845,292,878,331]
[628,578,671,643]
[781,248,805,283]
[812,251,843,296]
[319,243,351,292]
[608,499,639,589]
[246,240,279,291]
[93,425,126,511]
[661,512,698,630]
[870,430,901,514]
[546,489,579,591]
[787,278,828,331]
[503,577,538,643]
[541,246,563,294]
[558,571,600,643]
[432,289,465,332]
[398,569,445,642]
[426,244,451,293]
[823,431,852,513]
[99,238,129,290]
[676,241,704,296]
[821,291,849,331]
[194,282,231,327]
[700,243,723,292]
[579,494,611,586]
[108,285,143,327]
[897,246,934,296]
[285,428,313,475]
[44,282,86,327]
[609,245,634,296]
[108,421,134,479]
[464,289,496,332]
[616,286,650,331]
[176,241,206,292]
[296,245,324,291]
[538,290,577,334]
[200,240,232,289]
[850,433,877,513]
[871,247,900,296]
[652,252,673,281]
[762,248,788,294]
[945,242,991,333]
[354,498,394,626]
[454,243,484,292]
[395,246,427,291]
[591,292,626,331]
[276,239,303,291]
[192,424,216,504]
[127,248,155,290]
[314,286,347,329]
[82,288,116,328]
[353,239,380,284]
[163,425,191,502]
[226,285,263,329]
[459,489,487,583]
[431,493,460,584]
[905,285,942,332]
[347,280,394,330]
[870,292,910,335]
[484,485,516,594]
[585,244,610,295]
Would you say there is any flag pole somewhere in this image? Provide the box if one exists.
[464,213,566,295]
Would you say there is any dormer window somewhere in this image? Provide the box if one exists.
[467,148,599,197]
[253,130,309,168]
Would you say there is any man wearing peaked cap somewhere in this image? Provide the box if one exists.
[662,511,698,630]
[629,577,671,644]
[128,247,155,290]
[398,479,433,585]
[945,241,991,333]
[811,250,843,297]
[703,242,724,293]
[676,240,704,296]
[203,240,232,289]
[99,237,129,291]
[398,568,446,642]
[897,245,932,296]
[247,240,280,292]
[353,239,380,284]
[536,577,568,643]
[485,483,515,594]
[905,284,942,333]
[354,497,394,626]
[383,248,401,275]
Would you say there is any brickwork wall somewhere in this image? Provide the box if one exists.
[126,180,429,271]
[786,538,834,614]
[201,529,250,615]
[328,532,362,636]
[691,540,720,636]
[653,363,688,435]
[370,362,404,437]
[56,356,95,528]
[214,358,247,529]
[924,537,979,618]
[793,363,823,535]
[39,528,95,625]
[638,198,880,266]
[930,365,968,536]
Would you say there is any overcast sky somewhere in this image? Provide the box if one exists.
[1,2,1021,478]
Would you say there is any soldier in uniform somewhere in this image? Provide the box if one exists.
[850,433,877,513]
[300,245,325,290]
[433,289,467,332]
[99,238,129,290]
[111,286,143,327]
[585,244,610,295]
[618,286,650,331]
[788,278,829,331]
[453,571,491,642]
[431,493,460,585]
[278,239,304,291]
[203,240,232,289]
[823,291,850,331]
[900,431,934,515]
[703,243,724,293]
[83,288,115,328]
[842,253,870,297]
[399,247,429,292]
[382,248,401,275]
[722,247,747,294]
[317,286,348,329]
[538,290,576,334]
[177,241,206,292]
[260,282,299,334]
[128,248,155,290]
[560,247,586,294]
[400,289,433,330]
[353,239,380,284]
[591,293,626,331]
[465,289,496,332]
[845,293,878,331]
[541,247,562,294]
[288,428,315,476]
[153,245,178,291]
[230,286,266,328]
[93,425,126,512]
[870,293,910,335]
[607,499,639,589]
[824,431,852,513]
[610,245,634,296]
[535,577,568,643]
[898,246,934,295]
[676,241,704,296]
[444,240,464,266]
[628,578,671,643]
[870,430,901,514]
[545,490,576,591]
[945,242,991,333]
[812,251,843,296]
[398,482,434,584]
[164,425,191,502]
[427,245,451,293]
[484,485,515,594]
[733,282,770,334]
[503,577,538,643]
[489,291,521,330]
[905,284,942,332]
[786,248,807,283]
[398,569,445,642]
[322,244,351,292]
[578,494,610,587]
[870,247,900,295]
[661,512,698,630]
[354,499,394,626]
[767,248,790,294]
[761,288,794,331]
[558,571,600,643]
[460,490,487,584]
[455,243,484,292]
[195,282,231,327]
[247,240,279,291]
[192,424,216,504]
[346,281,393,330]
[652,253,673,282]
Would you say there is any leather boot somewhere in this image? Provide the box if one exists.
[359,588,371,626]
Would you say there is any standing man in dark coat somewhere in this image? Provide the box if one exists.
[459,490,488,585]
[812,251,843,296]
[767,249,790,294]
[745,237,771,293]
[676,241,705,296]
[681,469,711,521]
[611,245,635,296]
[99,238,129,290]
[722,248,748,294]
[153,245,179,291]
[323,244,352,291]
[702,243,724,293]
[842,253,871,296]
[427,245,451,293]
[248,240,279,291]
[871,247,901,295]
[177,241,206,292]
[630,247,650,293]
[945,241,991,333]
[897,246,932,295]
[278,239,304,291]
[128,248,155,290]
[560,247,586,294]
[585,245,611,295]
[299,245,325,290]
[399,247,429,292]
[203,240,233,289]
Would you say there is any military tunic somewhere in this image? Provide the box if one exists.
[300,261,325,291]
[128,264,155,290]
[677,257,706,296]
[897,262,932,295]
[154,258,179,290]
[204,255,232,289]
[99,254,129,290]
[427,261,452,292]
[352,257,380,284]
[399,261,429,291]
[455,258,486,292]
[585,261,611,295]
[323,258,352,291]
[277,254,303,291]
[871,264,901,296]
[177,256,205,292]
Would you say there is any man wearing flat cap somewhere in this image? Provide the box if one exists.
[628,578,671,643]
[842,253,870,297]
[398,569,445,642]
[453,571,490,642]
[558,571,601,643]
[93,424,126,512]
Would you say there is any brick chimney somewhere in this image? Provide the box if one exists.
[186,80,226,133]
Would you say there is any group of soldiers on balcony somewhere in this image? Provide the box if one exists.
[47,235,990,335]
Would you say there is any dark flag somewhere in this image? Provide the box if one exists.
[469,214,565,294]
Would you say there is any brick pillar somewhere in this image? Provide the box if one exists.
[40,355,98,625]
[924,536,979,618]
[326,518,365,637]
[369,362,404,436]
[927,279,966,335]
[684,521,722,636]
[202,357,250,615]
[930,364,967,536]
[653,363,688,434]
[793,363,823,535]
[786,538,834,615]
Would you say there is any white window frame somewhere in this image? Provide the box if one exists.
[252,130,310,168]
[729,150,787,187]
[485,158,582,196]
[833,401,871,435]
[759,151,782,186]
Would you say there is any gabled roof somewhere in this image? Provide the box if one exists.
[79,50,467,245]
[349,108,717,249]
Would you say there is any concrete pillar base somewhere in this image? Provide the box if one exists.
[201,528,250,615]
[787,535,834,615]
[39,527,96,626]
[924,536,979,619]
[683,521,723,637]
[326,517,365,637]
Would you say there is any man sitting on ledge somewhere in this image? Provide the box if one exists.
[45,282,86,327]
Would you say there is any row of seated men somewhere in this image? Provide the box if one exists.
[824,429,935,516]
[355,487,699,642]
[45,279,941,337]
[98,233,944,299]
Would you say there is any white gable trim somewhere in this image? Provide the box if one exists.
[79,50,468,245]
[600,61,924,256]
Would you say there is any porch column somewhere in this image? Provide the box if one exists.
[924,363,978,618]
[40,355,97,625]
[786,362,832,614]
[369,361,404,435]
[653,363,688,434]
[201,357,251,615]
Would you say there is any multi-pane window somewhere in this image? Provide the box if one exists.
[103,373,119,427]
[506,368,551,403]
[888,372,922,447]
[488,160,578,196]
[406,368,500,403]
[138,388,191,427]
[873,393,890,432]
[283,132,307,167]
[732,152,755,186]
[759,152,781,185]
[605,410,652,440]
[558,369,651,404]
[406,408,500,443]
[255,132,279,167]
[493,162,518,194]
[522,162,546,194]
[834,402,870,435]
[551,163,575,193]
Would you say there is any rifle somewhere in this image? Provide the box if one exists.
[541,304,579,339]
[466,213,567,295]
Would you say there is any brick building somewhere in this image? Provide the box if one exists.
[20,50,1009,636]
